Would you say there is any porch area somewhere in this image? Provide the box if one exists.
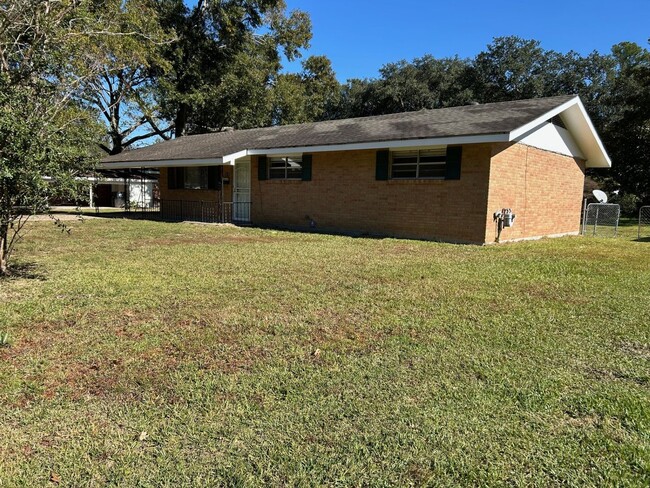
[125,199,252,224]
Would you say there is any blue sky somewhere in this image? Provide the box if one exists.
[281,0,650,81]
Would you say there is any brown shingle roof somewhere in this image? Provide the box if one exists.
[103,95,576,163]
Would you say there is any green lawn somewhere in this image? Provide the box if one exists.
[1,218,648,486]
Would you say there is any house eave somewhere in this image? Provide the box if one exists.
[508,96,611,168]
[99,157,226,170]
[99,134,512,169]
[236,133,510,159]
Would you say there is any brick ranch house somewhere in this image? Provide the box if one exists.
[101,95,611,244]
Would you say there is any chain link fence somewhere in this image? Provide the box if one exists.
[639,206,650,239]
[582,203,620,237]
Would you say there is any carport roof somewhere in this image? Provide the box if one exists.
[101,95,611,168]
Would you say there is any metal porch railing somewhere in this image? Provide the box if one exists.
[127,200,251,224]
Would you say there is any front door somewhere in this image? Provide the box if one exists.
[233,159,251,222]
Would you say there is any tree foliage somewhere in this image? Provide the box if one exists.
[77,0,175,155]
[155,0,312,135]
[600,43,650,201]
[272,55,340,124]
[0,0,156,274]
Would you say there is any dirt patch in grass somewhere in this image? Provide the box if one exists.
[620,341,650,360]
[64,357,127,399]
[129,234,290,249]
[305,308,389,352]
[585,366,649,387]
[563,412,602,429]
[520,283,590,305]
[2,307,283,404]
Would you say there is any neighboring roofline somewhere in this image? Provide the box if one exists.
[86,177,159,183]
[43,176,158,183]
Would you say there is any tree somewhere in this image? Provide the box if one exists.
[340,55,474,118]
[272,73,308,125]
[339,78,383,118]
[272,55,341,125]
[600,42,650,203]
[471,37,556,102]
[300,55,341,121]
[0,0,151,275]
[76,0,175,155]
[372,56,474,114]
[155,0,312,136]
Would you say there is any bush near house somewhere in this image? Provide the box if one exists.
[0,219,648,486]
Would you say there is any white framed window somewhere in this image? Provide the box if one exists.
[269,157,303,180]
[391,148,446,179]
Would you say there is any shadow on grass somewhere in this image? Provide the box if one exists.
[0,262,47,281]
[634,237,650,243]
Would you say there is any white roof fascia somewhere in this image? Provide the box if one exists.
[509,96,611,168]
[99,157,225,169]
[562,98,611,168]
[222,150,249,165]
[87,177,158,184]
[223,133,510,161]
[509,97,579,140]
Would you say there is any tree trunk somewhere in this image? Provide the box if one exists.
[109,133,125,155]
[174,103,189,138]
[0,224,8,276]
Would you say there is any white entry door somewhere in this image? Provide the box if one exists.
[233,159,251,222]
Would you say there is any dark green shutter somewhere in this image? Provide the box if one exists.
[445,146,462,180]
[167,168,175,190]
[301,154,312,181]
[376,150,389,180]
[258,156,268,180]
[168,167,180,189]
[208,166,219,189]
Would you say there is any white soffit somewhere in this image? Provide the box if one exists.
[515,122,585,159]
[509,96,611,168]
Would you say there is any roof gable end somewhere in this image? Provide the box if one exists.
[509,96,611,168]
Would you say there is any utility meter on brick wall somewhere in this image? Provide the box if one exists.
[502,208,516,227]
[493,208,516,228]
[493,208,516,242]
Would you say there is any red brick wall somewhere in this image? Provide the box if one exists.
[250,146,493,243]
[485,143,586,243]
[156,143,585,244]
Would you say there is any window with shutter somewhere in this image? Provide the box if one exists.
[391,148,447,179]
[167,167,218,190]
[389,146,461,180]
[268,157,303,180]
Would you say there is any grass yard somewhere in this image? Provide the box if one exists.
[1,217,649,486]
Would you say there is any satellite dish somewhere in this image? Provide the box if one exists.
[593,190,608,203]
